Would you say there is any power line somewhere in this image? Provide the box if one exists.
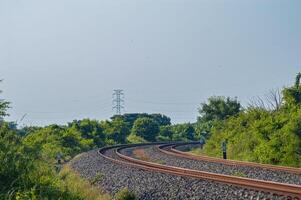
[112,89,124,115]
[127,98,199,105]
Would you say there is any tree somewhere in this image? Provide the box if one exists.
[295,72,301,88]
[198,96,241,122]
[149,114,171,126]
[131,118,159,142]
[201,75,301,167]
[111,113,171,127]
[171,123,195,141]
[68,119,105,146]
[102,118,130,144]
[0,80,9,119]
[158,126,173,139]
[283,72,301,106]
[248,89,283,111]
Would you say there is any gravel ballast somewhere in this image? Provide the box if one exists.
[70,146,291,200]
[121,145,301,186]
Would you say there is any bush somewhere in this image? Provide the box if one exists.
[203,107,301,167]
[126,133,147,144]
[115,188,136,200]
[59,166,110,200]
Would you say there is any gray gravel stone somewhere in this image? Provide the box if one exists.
[121,145,301,185]
[70,146,293,200]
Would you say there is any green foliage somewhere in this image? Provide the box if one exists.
[114,188,136,200]
[111,113,171,128]
[0,121,112,200]
[0,123,33,196]
[131,118,159,142]
[126,133,147,144]
[157,126,173,141]
[232,171,247,178]
[23,125,94,161]
[198,96,241,122]
[58,166,111,200]
[0,123,65,199]
[283,73,301,106]
[203,105,301,167]
[90,172,104,185]
[0,80,9,118]
[156,123,197,142]
[101,118,130,144]
[200,73,301,167]
[295,72,301,88]
[1,81,180,200]
[155,135,170,142]
[170,123,195,141]
[0,100,9,118]
[68,119,106,146]
[149,113,171,126]
[16,188,38,200]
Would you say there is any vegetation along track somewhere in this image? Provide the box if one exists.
[98,143,301,199]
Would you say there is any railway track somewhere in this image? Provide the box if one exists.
[161,143,301,174]
[126,143,301,185]
[98,143,301,199]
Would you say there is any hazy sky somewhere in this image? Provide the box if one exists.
[1,0,300,126]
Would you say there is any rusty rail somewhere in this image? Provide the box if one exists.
[98,143,301,199]
[158,143,301,174]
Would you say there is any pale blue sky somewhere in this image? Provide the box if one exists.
[1,0,300,126]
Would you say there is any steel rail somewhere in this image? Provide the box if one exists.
[98,143,301,199]
[158,143,301,174]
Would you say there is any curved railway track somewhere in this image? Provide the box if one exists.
[98,143,301,199]
[160,143,301,174]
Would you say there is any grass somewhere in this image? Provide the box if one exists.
[59,165,111,200]
[115,188,136,200]
[132,149,150,162]
[91,172,104,185]
[231,171,247,178]
[154,160,166,165]
[189,147,204,155]
[132,149,166,165]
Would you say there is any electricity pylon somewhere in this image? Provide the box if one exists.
[112,89,124,115]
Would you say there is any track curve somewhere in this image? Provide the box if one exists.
[98,143,301,199]
[164,143,301,174]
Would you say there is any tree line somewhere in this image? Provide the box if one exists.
[199,73,301,167]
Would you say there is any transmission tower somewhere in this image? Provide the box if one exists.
[112,89,124,115]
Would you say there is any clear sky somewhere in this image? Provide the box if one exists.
[1,0,300,126]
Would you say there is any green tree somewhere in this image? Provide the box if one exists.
[198,96,241,122]
[159,126,173,140]
[111,113,171,128]
[149,114,171,126]
[283,72,301,106]
[202,87,301,167]
[0,80,9,118]
[171,123,195,141]
[0,123,30,195]
[131,117,159,142]
[68,119,105,146]
[102,118,130,144]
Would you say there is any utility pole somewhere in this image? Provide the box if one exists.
[112,89,124,115]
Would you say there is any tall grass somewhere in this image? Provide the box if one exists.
[59,165,111,200]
